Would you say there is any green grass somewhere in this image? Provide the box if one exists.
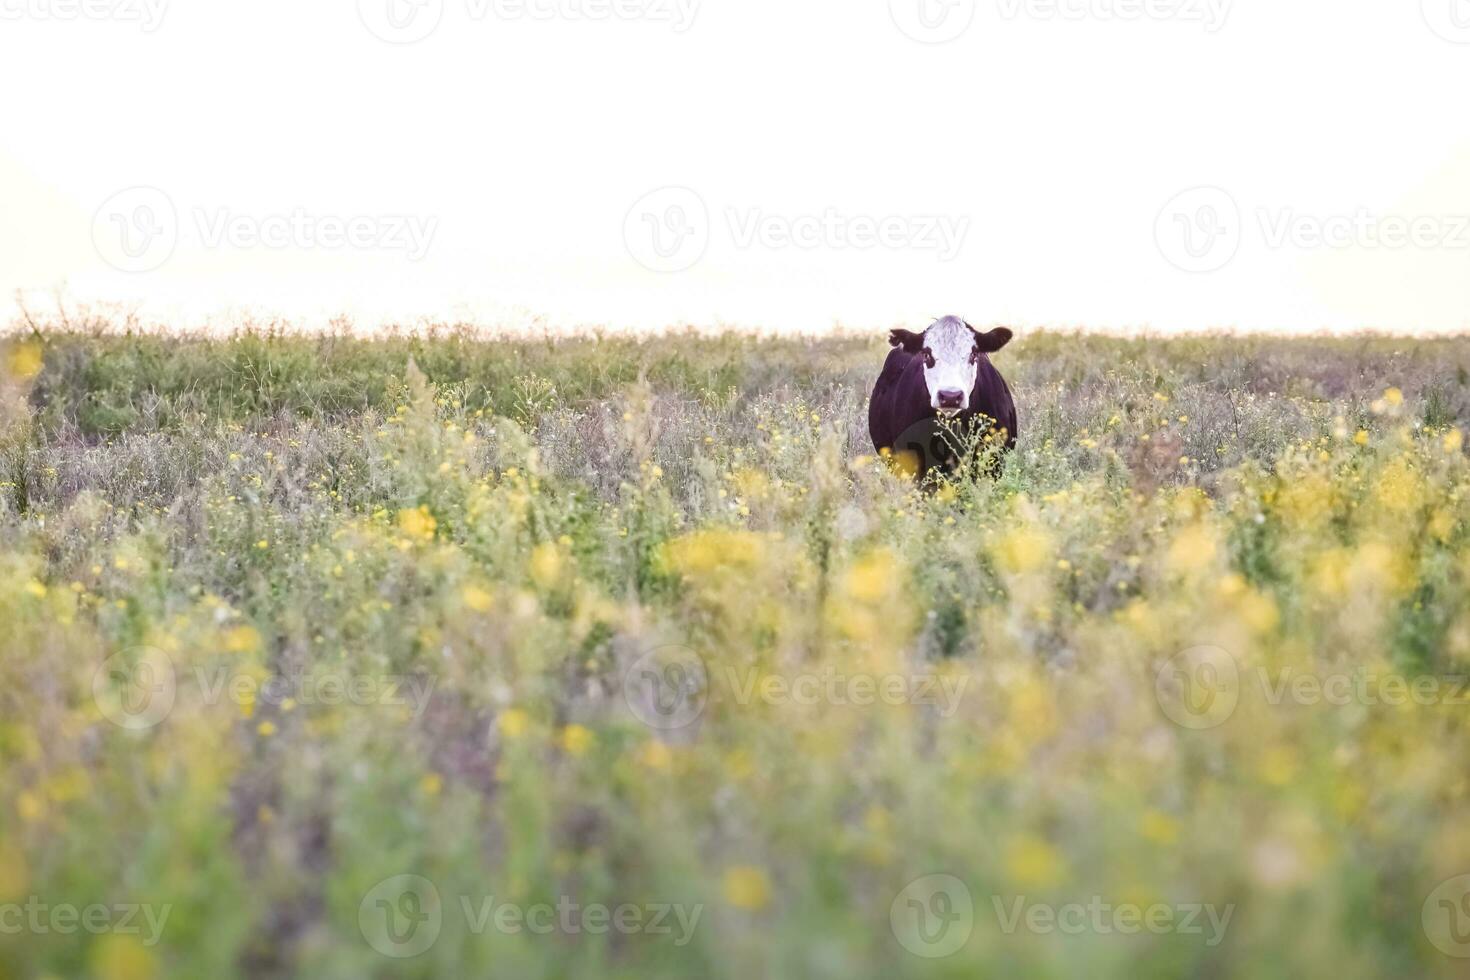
[2,323,1470,979]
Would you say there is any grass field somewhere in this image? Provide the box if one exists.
[3,321,1470,979]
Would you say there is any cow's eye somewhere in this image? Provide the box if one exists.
[923,348,936,369]
[969,346,980,365]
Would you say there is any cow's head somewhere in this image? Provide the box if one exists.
[890,316,1013,416]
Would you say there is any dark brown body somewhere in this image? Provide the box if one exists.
[868,340,1017,477]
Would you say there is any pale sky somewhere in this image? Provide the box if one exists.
[2,0,1468,334]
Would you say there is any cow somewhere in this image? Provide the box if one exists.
[867,316,1017,480]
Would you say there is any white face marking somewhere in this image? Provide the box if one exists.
[921,317,978,415]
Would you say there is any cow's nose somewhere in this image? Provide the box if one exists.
[937,389,965,409]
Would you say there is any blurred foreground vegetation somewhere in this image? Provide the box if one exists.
[3,322,1470,978]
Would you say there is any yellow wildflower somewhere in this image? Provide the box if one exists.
[497,708,530,738]
[5,342,43,379]
[223,625,261,654]
[636,741,674,771]
[1006,835,1066,888]
[89,935,158,980]
[723,866,772,911]
[1141,810,1180,846]
[396,506,437,541]
[461,584,495,612]
[529,542,564,590]
[560,724,595,757]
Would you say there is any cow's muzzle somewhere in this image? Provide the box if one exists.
[936,389,966,413]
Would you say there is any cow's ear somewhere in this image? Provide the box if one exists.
[889,329,925,353]
[970,325,1013,353]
